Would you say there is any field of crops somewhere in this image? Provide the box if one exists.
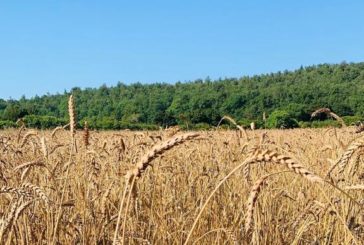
[0,95,362,245]
[0,122,363,244]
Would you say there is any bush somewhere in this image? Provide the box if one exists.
[237,118,251,128]
[298,121,311,128]
[310,120,341,128]
[299,120,341,128]
[119,122,158,130]
[95,117,118,130]
[191,123,211,130]
[342,115,363,126]
[0,120,16,129]
[267,110,299,129]
[23,115,67,129]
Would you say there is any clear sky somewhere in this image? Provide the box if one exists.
[0,0,363,99]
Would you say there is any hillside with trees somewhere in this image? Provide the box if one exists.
[1,62,364,129]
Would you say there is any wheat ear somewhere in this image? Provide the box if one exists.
[326,138,364,177]
[19,131,38,148]
[0,199,33,242]
[245,175,269,233]
[343,184,364,190]
[68,95,76,136]
[21,183,50,206]
[16,123,25,143]
[311,108,346,127]
[114,132,199,245]
[13,159,44,172]
[218,115,249,141]
[83,121,90,148]
[252,149,323,183]
[51,126,64,138]
[68,95,77,153]
[125,132,200,180]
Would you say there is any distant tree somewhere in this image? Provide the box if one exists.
[2,103,23,121]
[267,110,299,129]
[0,62,363,129]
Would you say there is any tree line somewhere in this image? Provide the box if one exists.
[1,62,364,130]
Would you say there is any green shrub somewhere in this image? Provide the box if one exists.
[298,121,311,128]
[310,120,341,128]
[237,118,251,128]
[191,123,211,130]
[0,120,16,129]
[342,115,363,126]
[267,110,299,129]
[23,115,67,129]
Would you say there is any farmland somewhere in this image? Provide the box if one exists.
[0,122,363,244]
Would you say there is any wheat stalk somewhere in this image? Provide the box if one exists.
[343,184,364,190]
[311,108,346,127]
[51,126,64,138]
[13,159,44,172]
[125,132,200,180]
[184,149,322,244]
[68,95,78,153]
[83,121,90,149]
[251,149,323,183]
[326,138,364,177]
[16,123,25,143]
[40,136,48,159]
[218,115,249,141]
[0,198,33,242]
[21,182,50,206]
[245,175,269,233]
[0,186,32,198]
[355,122,364,133]
[19,131,38,148]
[68,95,76,136]
[114,132,199,245]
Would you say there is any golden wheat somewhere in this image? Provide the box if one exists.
[311,108,346,127]
[0,125,363,244]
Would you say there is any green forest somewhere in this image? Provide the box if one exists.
[1,62,364,130]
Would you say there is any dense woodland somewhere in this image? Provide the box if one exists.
[1,62,364,129]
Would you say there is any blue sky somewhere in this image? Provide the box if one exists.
[0,0,363,99]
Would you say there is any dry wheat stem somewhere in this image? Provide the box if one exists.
[316,185,360,244]
[251,149,323,183]
[16,124,25,143]
[68,95,77,153]
[20,131,38,148]
[21,182,50,206]
[343,184,364,190]
[125,132,200,180]
[245,174,269,234]
[326,138,364,177]
[322,180,363,208]
[191,228,238,245]
[68,95,76,136]
[184,157,254,245]
[112,179,132,245]
[311,108,346,127]
[13,159,44,172]
[217,116,249,141]
[113,133,199,245]
[51,126,64,138]
[185,149,324,244]
[83,121,90,148]
[0,198,33,242]
[245,172,293,235]
[120,176,136,245]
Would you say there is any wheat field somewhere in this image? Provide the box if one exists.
[0,98,364,244]
[0,125,363,244]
